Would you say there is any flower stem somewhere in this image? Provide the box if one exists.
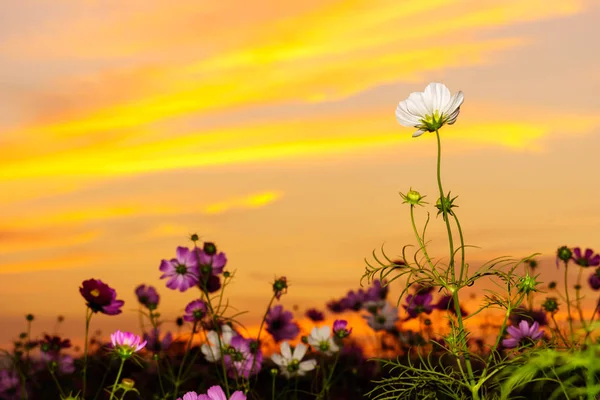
[435,129,456,282]
[575,267,587,332]
[82,307,93,398]
[48,366,65,398]
[563,261,575,345]
[173,321,198,399]
[108,359,125,400]
[250,294,276,387]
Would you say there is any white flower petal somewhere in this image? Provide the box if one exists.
[299,359,317,372]
[280,341,292,360]
[328,339,339,353]
[206,331,219,345]
[271,353,285,367]
[317,326,331,339]
[221,325,234,345]
[293,343,307,361]
[412,129,426,138]
[406,92,430,117]
[395,102,421,127]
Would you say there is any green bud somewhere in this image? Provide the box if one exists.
[190,233,200,242]
[542,297,559,313]
[517,273,541,295]
[223,271,231,278]
[25,314,34,321]
[556,246,572,265]
[400,188,427,206]
[548,281,557,290]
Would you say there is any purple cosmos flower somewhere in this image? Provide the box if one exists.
[305,308,325,322]
[159,246,199,292]
[332,319,352,339]
[110,330,147,359]
[204,274,222,293]
[403,293,434,320]
[365,280,389,302]
[435,295,467,317]
[341,290,366,311]
[590,268,600,290]
[266,305,300,342]
[572,247,600,268]
[326,299,345,313]
[178,386,246,400]
[135,285,160,310]
[143,329,173,353]
[79,279,124,315]
[224,336,263,379]
[196,247,227,277]
[184,299,208,322]
[0,369,20,398]
[40,352,75,374]
[37,334,72,356]
[502,320,544,349]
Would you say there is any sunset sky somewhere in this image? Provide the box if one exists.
[1,0,600,349]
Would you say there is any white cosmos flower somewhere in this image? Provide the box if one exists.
[201,324,236,362]
[395,82,464,137]
[363,302,399,331]
[271,341,317,379]
[307,326,339,356]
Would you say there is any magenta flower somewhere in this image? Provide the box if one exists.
[572,247,600,268]
[340,290,366,311]
[110,330,147,359]
[266,305,300,342]
[184,299,208,322]
[224,336,263,379]
[435,295,467,317]
[502,320,544,349]
[79,279,124,315]
[0,369,19,396]
[326,299,345,313]
[143,329,173,353]
[332,319,352,339]
[403,293,434,319]
[204,274,222,293]
[159,246,199,292]
[590,269,600,290]
[178,386,246,400]
[135,284,160,310]
[196,246,227,276]
[305,308,325,322]
[37,334,72,356]
[365,280,389,302]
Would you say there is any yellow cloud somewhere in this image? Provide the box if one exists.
[203,191,283,215]
[0,229,101,255]
[0,250,101,274]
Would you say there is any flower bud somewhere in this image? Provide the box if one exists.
[517,273,540,295]
[556,246,572,267]
[273,277,288,300]
[542,297,559,313]
[270,368,278,377]
[26,314,34,322]
[203,242,217,256]
[400,188,427,206]
[190,233,200,242]
[223,271,231,278]
[121,378,135,389]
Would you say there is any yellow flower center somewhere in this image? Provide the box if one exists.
[90,289,100,297]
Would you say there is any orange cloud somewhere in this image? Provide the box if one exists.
[0,250,101,274]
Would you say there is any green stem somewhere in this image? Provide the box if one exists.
[434,129,476,397]
[317,351,340,400]
[250,294,277,387]
[435,129,456,283]
[108,359,125,400]
[551,313,569,348]
[409,206,444,284]
[82,307,93,398]
[271,372,276,400]
[48,366,66,398]
[564,262,575,345]
[173,321,198,399]
[575,267,587,333]
[155,357,166,398]
[452,213,467,286]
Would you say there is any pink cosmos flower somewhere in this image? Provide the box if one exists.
[178,386,246,400]
[79,279,124,315]
[572,247,600,268]
[265,305,300,342]
[184,299,208,322]
[110,330,147,359]
[332,319,352,339]
[135,284,160,310]
[502,320,544,349]
[159,246,199,292]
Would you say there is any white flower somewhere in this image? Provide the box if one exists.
[363,302,399,331]
[271,341,317,379]
[395,82,464,137]
[201,324,236,362]
[307,326,339,356]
